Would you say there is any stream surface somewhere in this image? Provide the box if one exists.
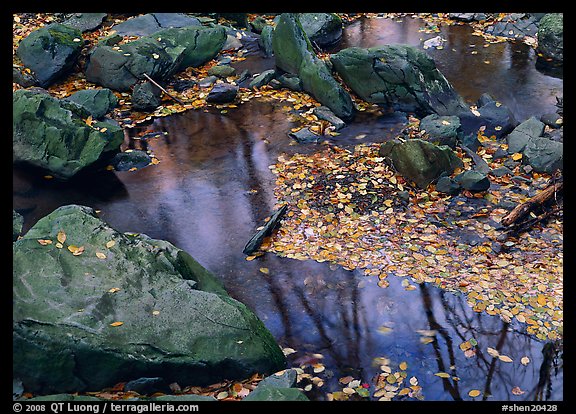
[13,16,563,401]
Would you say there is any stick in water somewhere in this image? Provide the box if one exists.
[143,73,186,106]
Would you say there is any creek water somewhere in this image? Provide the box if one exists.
[13,16,563,401]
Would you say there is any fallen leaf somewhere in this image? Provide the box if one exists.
[110,321,124,327]
[498,355,513,363]
[37,239,53,245]
[468,389,481,398]
[434,372,450,378]
[487,347,500,358]
[108,287,120,293]
[67,245,85,256]
[105,240,116,248]
[96,252,107,259]
[511,386,525,395]
[259,267,270,274]
[511,153,523,161]
[520,356,530,366]
[57,231,66,244]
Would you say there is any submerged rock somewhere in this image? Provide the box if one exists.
[13,89,124,179]
[330,45,469,117]
[13,205,286,394]
[16,23,83,88]
[378,139,463,189]
[206,82,238,103]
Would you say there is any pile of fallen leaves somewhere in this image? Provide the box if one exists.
[266,131,563,342]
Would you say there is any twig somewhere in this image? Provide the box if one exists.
[143,73,186,106]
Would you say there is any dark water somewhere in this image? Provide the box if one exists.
[13,16,563,401]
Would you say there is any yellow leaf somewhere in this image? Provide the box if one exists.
[434,372,450,378]
[468,389,481,397]
[259,267,270,274]
[498,355,513,363]
[152,310,160,316]
[245,255,257,261]
[85,115,94,127]
[55,242,63,249]
[105,240,116,248]
[511,153,523,161]
[108,287,120,293]
[398,388,411,396]
[67,245,85,255]
[57,230,66,244]
[96,252,107,259]
[399,361,408,371]
[110,321,124,327]
[37,239,53,246]
[441,120,451,125]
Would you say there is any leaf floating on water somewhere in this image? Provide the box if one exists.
[468,389,481,398]
[511,386,525,395]
[434,372,451,378]
[487,347,500,358]
[259,267,270,274]
[520,356,530,366]
[110,321,124,327]
[282,347,297,356]
[399,361,408,371]
[498,355,513,363]
[339,376,354,385]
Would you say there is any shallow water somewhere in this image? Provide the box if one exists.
[13,16,563,401]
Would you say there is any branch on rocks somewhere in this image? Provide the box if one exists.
[143,73,186,106]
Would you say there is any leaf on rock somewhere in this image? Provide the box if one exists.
[57,230,66,244]
[110,321,124,327]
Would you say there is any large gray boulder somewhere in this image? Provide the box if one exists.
[65,88,118,119]
[272,13,355,122]
[16,23,83,88]
[522,137,563,173]
[63,13,108,32]
[13,205,286,394]
[506,116,545,154]
[537,13,563,63]
[13,89,124,179]
[85,26,226,91]
[379,139,463,189]
[330,45,469,117]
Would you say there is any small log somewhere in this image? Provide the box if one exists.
[501,179,563,227]
[243,204,288,255]
[143,73,186,106]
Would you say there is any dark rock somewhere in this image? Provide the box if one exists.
[199,75,218,88]
[110,150,152,171]
[65,88,118,119]
[545,128,563,143]
[218,13,249,29]
[448,13,486,22]
[489,166,513,177]
[378,139,463,189]
[206,82,238,103]
[493,147,509,159]
[153,395,216,402]
[540,112,563,129]
[419,114,460,148]
[476,92,495,107]
[258,369,298,389]
[459,100,518,142]
[13,379,24,400]
[537,13,563,63]
[13,210,24,241]
[454,170,491,192]
[249,69,276,88]
[461,145,490,175]
[397,190,411,202]
[13,205,286,394]
[26,394,103,402]
[298,13,343,48]
[63,13,107,32]
[13,89,124,179]
[207,64,236,78]
[506,116,545,154]
[251,16,269,34]
[97,33,123,47]
[111,14,161,36]
[243,387,309,401]
[171,79,196,92]
[244,204,288,255]
[276,73,302,91]
[124,377,169,394]
[259,25,274,57]
[13,66,38,87]
[236,69,251,85]
[272,13,355,122]
[152,13,201,29]
[331,45,469,117]
[132,81,163,111]
[485,14,538,39]
[313,106,346,130]
[511,175,532,184]
[288,128,320,143]
[16,23,83,88]
[522,137,563,173]
[435,176,461,195]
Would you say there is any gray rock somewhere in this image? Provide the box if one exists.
[419,114,460,148]
[435,176,461,195]
[13,205,286,394]
[485,14,538,39]
[288,128,320,143]
[111,14,161,36]
[111,150,152,171]
[13,210,24,241]
[522,137,563,173]
[537,13,563,63]
[313,106,346,130]
[540,112,563,129]
[454,170,491,191]
[65,88,118,119]
[198,75,218,88]
[249,69,276,88]
[276,73,303,91]
[506,116,545,154]
[16,23,83,88]
[207,64,236,78]
[331,45,469,117]
[378,139,463,189]
[259,25,274,57]
[132,81,163,111]
[459,100,518,142]
[63,13,107,32]
[258,369,298,389]
[297,13,342,48]
[243,387,309,401]
[489,166,513,177]
[13,89,124,179]
[13,66,38,87]
[152,13,201,29]
[206,82,238,103]
[250,16,269,34]
[272,13,355,122]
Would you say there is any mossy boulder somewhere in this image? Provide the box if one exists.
[16,23,83,88]
[13,205,286,394]
[13,89,124,179]
[537,13,563,63]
